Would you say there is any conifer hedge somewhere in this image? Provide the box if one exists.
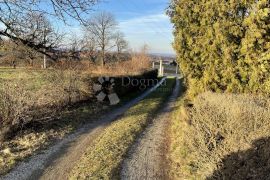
[168,0,270,96]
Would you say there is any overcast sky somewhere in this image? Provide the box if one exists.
[60,0,175,55]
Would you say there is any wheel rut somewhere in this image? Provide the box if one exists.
[121,78,180,180]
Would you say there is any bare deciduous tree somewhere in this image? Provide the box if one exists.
[113,31,128,55]
[82,33,97,63]
[83,33,96,53]
[0,0,98,56]
[13,43,39,67]
[1,11,63,61]
[68,35,85,60]
[0,39,38,67]
[84,11,117,66]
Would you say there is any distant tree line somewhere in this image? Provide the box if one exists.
[168,1,270,96]
[0,1,129,67]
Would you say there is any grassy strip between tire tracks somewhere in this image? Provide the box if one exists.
[69,78,176,180]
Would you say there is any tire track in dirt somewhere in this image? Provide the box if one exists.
[1,78,166,180]
[121,78,180,180]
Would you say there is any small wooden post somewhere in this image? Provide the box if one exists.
[43,28,47,69]
[43,53,46,69]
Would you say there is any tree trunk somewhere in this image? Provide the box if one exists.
[102,46,105,66]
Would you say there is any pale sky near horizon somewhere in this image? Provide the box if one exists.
[62,0,175,55]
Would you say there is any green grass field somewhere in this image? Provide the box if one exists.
[0,68,48,89]
[0,68,91,93]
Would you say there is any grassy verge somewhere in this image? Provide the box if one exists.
[168,92,270,179]
[70,78,176,179]
[167,94,192,179]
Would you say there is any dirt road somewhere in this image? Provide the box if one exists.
[1,78,166,180]
[121,79,180,180]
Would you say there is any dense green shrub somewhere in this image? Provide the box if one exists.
[92,69,158,97]
[168,0,270,96]
[114,69,159,96]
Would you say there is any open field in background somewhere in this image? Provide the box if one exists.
[70,78,175,179]
[168,92,270,179]
[0,52,152,113]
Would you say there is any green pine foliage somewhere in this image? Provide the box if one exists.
[168,0,270,96]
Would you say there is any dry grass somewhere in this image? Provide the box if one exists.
[70,78,175,179]
[90,52,151,76]
[0,53,151,139]
[0,124,70,175]
[0,68,93,137]
[0,51,152,175]
[0,102,107,176]
[168,92,270,179]
[0,67,100,175]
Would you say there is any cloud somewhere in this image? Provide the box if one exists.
[119,13,174,54]
[119,14,171,33]
[120,14,168,24]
